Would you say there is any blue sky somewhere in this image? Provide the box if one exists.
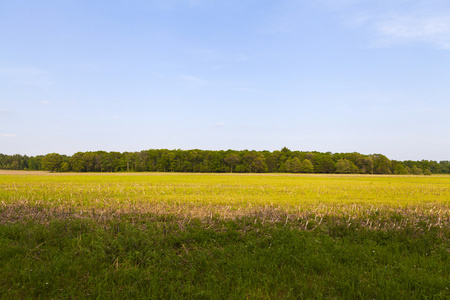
[1,0,449,161]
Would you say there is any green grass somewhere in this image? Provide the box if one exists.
[0,172,449,299]
[1,216,448,299]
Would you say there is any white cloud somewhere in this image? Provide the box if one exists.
[214,122,225,127]
[0,134,16,138]
[40,101,51,105]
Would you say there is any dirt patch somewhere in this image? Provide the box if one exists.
[0,170,51,175]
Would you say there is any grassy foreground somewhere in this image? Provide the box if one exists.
[0,171,449,299]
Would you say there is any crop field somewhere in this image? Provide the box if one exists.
[0,171,449,299]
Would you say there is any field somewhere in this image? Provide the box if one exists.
[1,171,449,299]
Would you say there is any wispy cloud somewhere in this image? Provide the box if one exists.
[0,134,16,139]
[373,13,450,48]
[337,0,450,49]
[235,55,248,62]
[180,75,205,84]
[213,122,225,127]
[288,0,450,49]
[40,101,52,105]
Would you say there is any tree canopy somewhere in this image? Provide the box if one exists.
[0,149,447,175]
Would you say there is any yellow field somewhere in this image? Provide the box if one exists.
[1,171,448,229]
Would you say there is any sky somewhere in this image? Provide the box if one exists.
[1,0,449,161]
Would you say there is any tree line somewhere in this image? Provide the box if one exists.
[1,148,449,175]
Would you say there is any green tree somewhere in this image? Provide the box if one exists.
[362,157,374,174]
[242,151,257,173]
[439,161,450,174]
[156,152,170,172]
[349,160,359,173]
[301,159,314,173]
[291,157,302,173]
[305,152,315,161]
[252,156,268,173]
[28,156,43,170]
[42,153,63,172]
[224,154,240,173]
[265,151,281,172]
[70,152,86,172]
[283,159,291,173]
[10,160,19,170]
[335,159,351,174]
[412,165,423,175]
[394,163,409,175]
[372,154,391,174]
[320,153,335,173]
[60,162,71,172]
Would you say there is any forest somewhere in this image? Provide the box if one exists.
[0,148,449,174]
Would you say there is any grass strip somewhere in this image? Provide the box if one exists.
[1,214,448,299]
